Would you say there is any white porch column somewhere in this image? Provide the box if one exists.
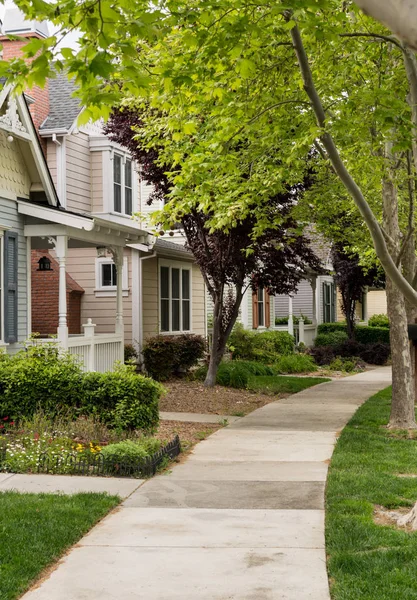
[113,247,124,335]
[311,276,318,326]
[362,286,368,322]
[55,235,68,348]
[288,295,294,336]
[298,316,305,344]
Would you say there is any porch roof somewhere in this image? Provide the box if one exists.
[18,200,151,248]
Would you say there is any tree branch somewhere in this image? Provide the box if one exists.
[396,227,415,267]
[339,32,404,50]
[288,16,417,308]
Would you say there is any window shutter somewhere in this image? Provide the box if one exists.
[4,232,18,344]
[322,282,328,323]
[331,282,336,322]
[265,291,271,328]
[252,290,259,329]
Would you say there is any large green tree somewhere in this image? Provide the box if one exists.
[4,0,417,428]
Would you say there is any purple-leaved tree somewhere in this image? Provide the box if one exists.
[104,110,322,386]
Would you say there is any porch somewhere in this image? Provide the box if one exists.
[20,200,150,372]
[274,275,320,347]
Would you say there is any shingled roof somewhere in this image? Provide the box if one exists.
[40,71,81,131]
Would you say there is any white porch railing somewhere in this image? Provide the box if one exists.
[67,319,123,372]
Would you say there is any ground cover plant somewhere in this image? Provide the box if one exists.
[196,360,329,392]
[326,387,417,599]
[0,491,119,600]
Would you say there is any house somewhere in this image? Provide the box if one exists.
[0,8,207,370]
[237,232,336,346]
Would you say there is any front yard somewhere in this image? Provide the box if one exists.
[327,387,417,599]
[0,491,119,600]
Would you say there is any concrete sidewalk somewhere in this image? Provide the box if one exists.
[21,367,392,600]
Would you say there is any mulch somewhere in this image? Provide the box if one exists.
[159,380,274,416]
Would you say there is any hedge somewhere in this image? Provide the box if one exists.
[0,345,162,432]
[317,322,390,345]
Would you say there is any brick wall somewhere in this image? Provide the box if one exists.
[0,34,49,153]
[31,250,84,336]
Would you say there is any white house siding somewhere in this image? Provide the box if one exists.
[0,199,28,349]
[91,150,103,214]
[0,129,33,349]
[367,290,387,318]
[65,132,91,214]
[275,280,314,320]
[65,247,133,343]
[142,256,206,341]
[46,140,57,187]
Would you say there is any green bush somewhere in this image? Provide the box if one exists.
[0,344,163,433]
[314,331,349,347]
[195,360,274,388]
[329,357,359,372]
[143,334,206,381]
[368,313,389,328]
[124,344,138,363]
[229,324,294,362]
[317,322,348,334]
[82,365,162,432]
[355,326,390,345]
[100,439,160,463]
[0,344,83,420]
[275,314,313,326]
[273,354,317,374]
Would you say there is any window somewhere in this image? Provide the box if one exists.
[323,281,336,323]
[113,154,133,215]
[160,263,191,333]
[252,288,270,329]
[4,232,16,343]
[95,257,129,296]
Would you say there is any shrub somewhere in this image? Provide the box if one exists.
[314,331,349,347]
[228,323,256,360]
[310,345,336,366]
[355,326,390,345]
[143,335,206,381]
[368,314,389,328]
[253,330,295,356]
[100,439,160,463]
[360,343,390,366]
[273,354,317,374]
[317,322,348,334]
[0,344,84,420]
[196,360,274,388]
[82,365,162,432]
[124,344,138,363]
[334,339,365,358]
[229,324,294,362]
[329,357,359,372]
[275,314,313,326]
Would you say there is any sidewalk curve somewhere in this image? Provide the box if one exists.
[21,367,392,600]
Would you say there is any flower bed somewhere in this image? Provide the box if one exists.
[0,414,180,478]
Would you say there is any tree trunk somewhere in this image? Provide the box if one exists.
[385,276,416,427]
[383,177,417,428]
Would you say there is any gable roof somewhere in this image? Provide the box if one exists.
[40,71,81,132]
[154,238,193,258]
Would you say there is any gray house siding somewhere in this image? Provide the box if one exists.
[275,280,314,320]
[318,275,336,324]
[0,198,28,349]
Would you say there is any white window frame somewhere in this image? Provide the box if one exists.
[257,287,267,328]
[95,256,129,297]
[159,259,192,334]
[113,152,134,216]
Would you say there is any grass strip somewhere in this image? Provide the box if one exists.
[0,491,119,600]
[326,387,417,600]
[247,375,330,395]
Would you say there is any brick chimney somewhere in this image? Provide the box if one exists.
[0,5,50,149]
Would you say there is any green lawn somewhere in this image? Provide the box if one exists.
[0,491,119,600]
[327,387,417,600]
[247,375,330,395]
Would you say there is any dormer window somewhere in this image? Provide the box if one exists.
[113,154,133,215]
[38,256,52,271]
